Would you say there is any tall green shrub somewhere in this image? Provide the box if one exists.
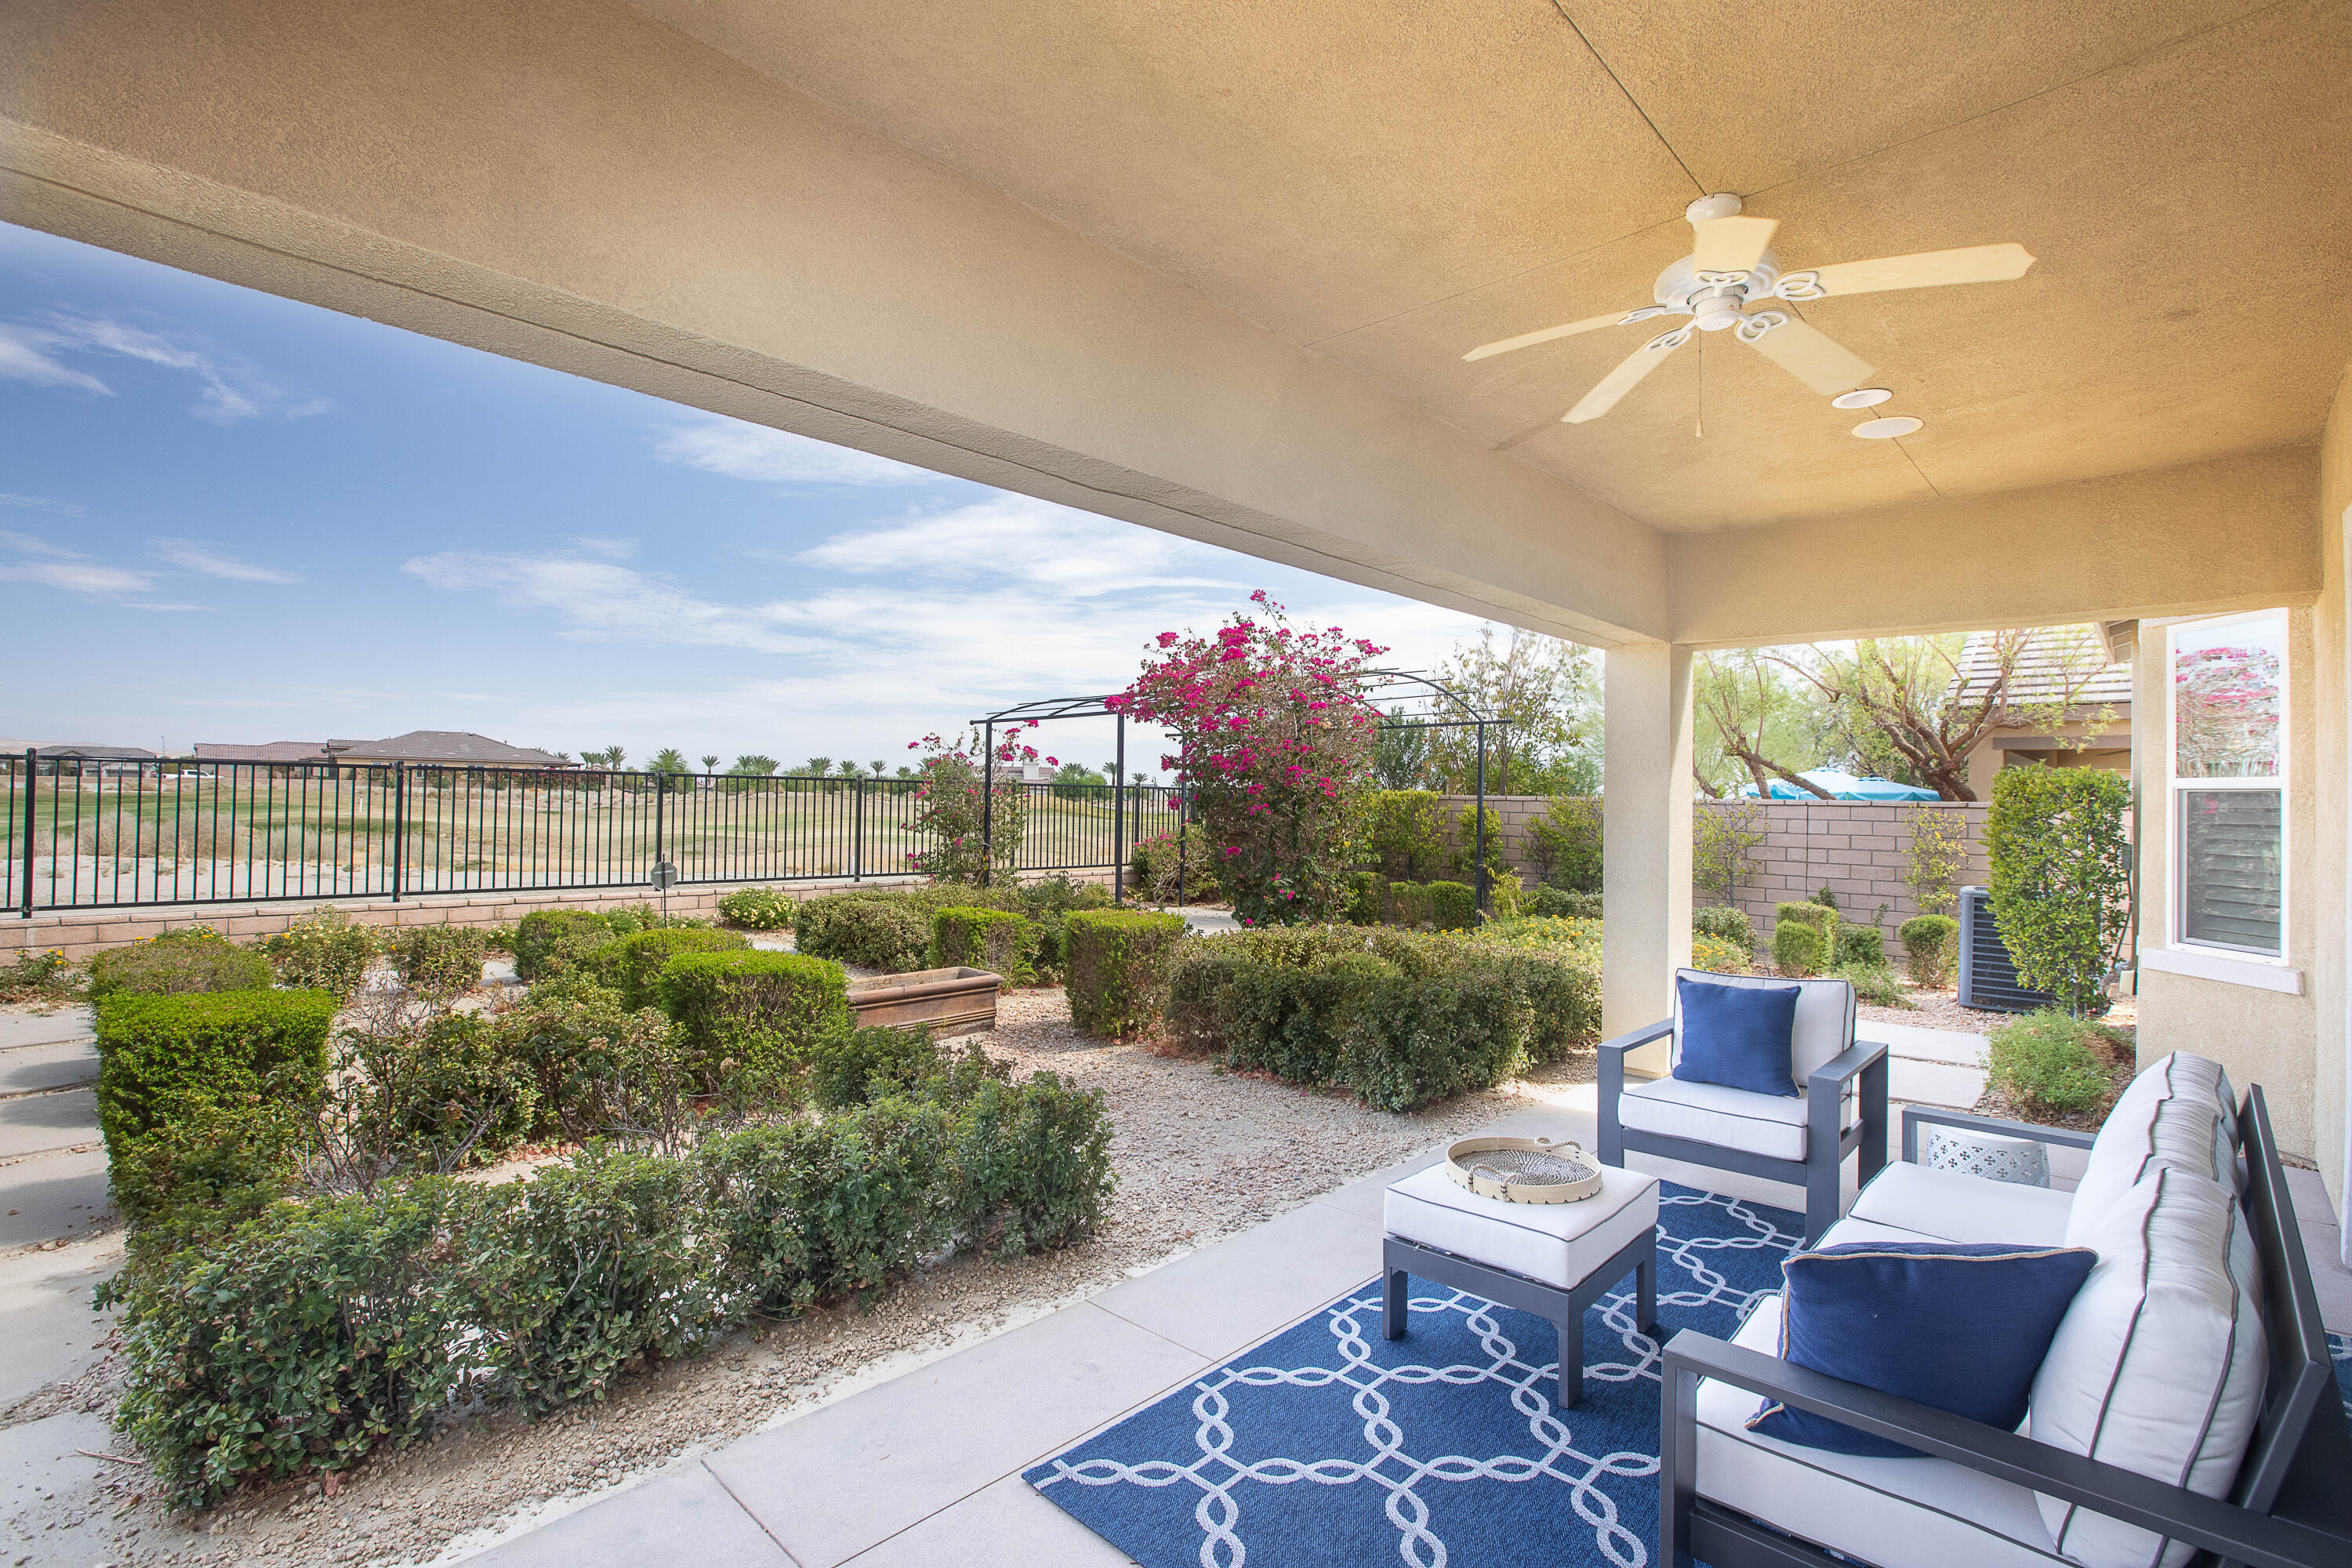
[931,906,1036,983]
[1066,909,1187,1039]
[1448,804,1512,892]
[951,1073,1117,1254]
[1362,790,1446,881]
[604,927,750,1010]
[1986,767,2133,1015]
[1900,913,1958,988]
[1528,796,1602,892]
[657,950,850,1074]
[88,928,271,1000]
[1773,920,1826,977]
[1424,880,1478,931]
[96,990,337,1152]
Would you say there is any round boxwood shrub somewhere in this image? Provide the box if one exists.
[604,927,750,1011]
[716,887,796,931]
[1831,924,1886,969]
[1065,909,1187,1039]
[1772,919,1826,977]
[793,894,933,972]
[931,906,1036,983]
[1900,913,1959,988]
[88,928,272,1001]
[656,949,850,1074]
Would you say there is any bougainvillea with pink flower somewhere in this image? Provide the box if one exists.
[1108,591,1385,925]
[903,722,1053,884]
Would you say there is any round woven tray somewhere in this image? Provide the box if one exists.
[1443,1135,1605,1204]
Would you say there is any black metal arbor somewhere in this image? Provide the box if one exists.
[975,669,1497,907]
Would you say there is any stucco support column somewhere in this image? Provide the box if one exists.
[1603,644,1695,1064]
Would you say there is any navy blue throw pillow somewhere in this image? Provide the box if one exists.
[1674,976,1802,1097]
[1748,1241,2098,1458]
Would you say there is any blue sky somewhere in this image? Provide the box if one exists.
[0,221,1493,776]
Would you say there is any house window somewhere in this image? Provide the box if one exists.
[2169,610,2285,957]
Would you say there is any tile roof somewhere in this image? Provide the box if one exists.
[1951,625,2133,710]
[192,740,336,762]
[325,731,571,766]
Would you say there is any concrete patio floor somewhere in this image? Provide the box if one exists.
[465,1069,2352,1568]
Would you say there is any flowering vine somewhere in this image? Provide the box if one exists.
[902,721,1051,884]
[1109,591,1384,924]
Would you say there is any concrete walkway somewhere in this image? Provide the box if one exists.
[0,1007,109,1256]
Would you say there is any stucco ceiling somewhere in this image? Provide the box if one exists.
[629,0,2351,534]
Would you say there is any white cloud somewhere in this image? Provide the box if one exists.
[402,549,837,656]
[152,538,301,584]
[797,493,1242,598]
[0,493,84,516]
[0,530,155,597]
[655,413,935,486]
[1,314,329,423]
[0,325,111,395]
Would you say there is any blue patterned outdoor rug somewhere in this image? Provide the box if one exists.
[1025,1183,1804,1568]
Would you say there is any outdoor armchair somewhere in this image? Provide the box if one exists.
[1595,971,1888,1243]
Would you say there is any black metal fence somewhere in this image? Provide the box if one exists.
[4,753,1180,915]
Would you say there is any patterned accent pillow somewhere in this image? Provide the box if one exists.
[1748,1241,2097,1458]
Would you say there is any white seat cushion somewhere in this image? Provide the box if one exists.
[1383,1161,1658,1290]
[2028,1167,2267,1568]
[1817,1213,1945,1247]
[1620,1076,1837,1162]
[1674,967,1857,1083]
[1849,1161,2075,1247]
[2067,1053,2239,1245]
[1695,1294,2067,1568]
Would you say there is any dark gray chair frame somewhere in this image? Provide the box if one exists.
[1658,1087,2352,1568]
[1596,1016,1889,1244]
[1383,1229,1658,1409]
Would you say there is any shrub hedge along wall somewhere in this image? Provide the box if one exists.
[1065,909,1188,1039]
[604,927,750,1010]
[931,906,1036,983]
[88,929,273,1000]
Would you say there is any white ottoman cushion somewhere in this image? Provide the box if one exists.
[1694,1294,2067,1568]
[1849,1161,2074,1247]
[1384,1160,1658,1290]
[2067,1054,2238,1245]
[2028,1167,2267,1568]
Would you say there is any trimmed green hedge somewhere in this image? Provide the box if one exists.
[96,989,337,1150]
[513,909,623,982]
[794,893,935,971]
[931,906,1036,983]
[1692,905,1755,956]
[605,927,750,1010]
[657,950,849,1073]
[1066,909,1187,1039]
[1773,920,1826,975]
[388,924,490,1000]
[1900,913,1958,987]
[1425,880,1477,931]
[1523,886,1601,920]
[89,928,272,1001]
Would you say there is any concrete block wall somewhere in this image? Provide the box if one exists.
[1431,793,1988,936]
[0,867,1116,962]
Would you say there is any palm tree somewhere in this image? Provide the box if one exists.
[604,745,627,770]
[700,753,718,774]
[805,757,832,777]
[651,747,687,777]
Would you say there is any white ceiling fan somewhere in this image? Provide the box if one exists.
[1465,193,2034,426]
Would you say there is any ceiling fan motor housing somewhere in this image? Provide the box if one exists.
[1655,252,1781,317]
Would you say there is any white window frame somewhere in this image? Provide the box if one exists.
[2166,608,2288,963]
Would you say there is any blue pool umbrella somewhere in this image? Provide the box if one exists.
[1738,769,1940,802]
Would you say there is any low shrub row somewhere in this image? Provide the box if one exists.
[1066,909,1187,1039]
[931,906,1037,983]
[1164,923,1600,1109]
[793,877,1112,978]
[715,887,797,931]
[510,903,703,983]
[90,928,273,1001]
[107,1041,1115,1509]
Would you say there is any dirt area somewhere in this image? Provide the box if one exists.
[76,986,1595,1568]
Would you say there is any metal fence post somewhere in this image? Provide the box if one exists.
[1112,713,1127,903]
[654,771,666,877]
[1174,786,1188,909]
[1474,720,1488,915]
[851,775,865,881]
[18,750,34,920]
[979,720,994,889]
[390,764,406,902]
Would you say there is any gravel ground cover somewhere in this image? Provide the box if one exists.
[53,984,1595,1568]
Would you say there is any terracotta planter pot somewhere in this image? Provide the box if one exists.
[847,966,1002,1037]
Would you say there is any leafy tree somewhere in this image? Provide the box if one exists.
[1780,630,2115,801]
[1693,800,1768,906]
[1428,626,1597,794]
[1052,764,1107,800]
[728,755,778,776]
[1374,706,1434,789]
[1900,804,1971,918]
[804,757,832,778]
[1694,650,1833,799]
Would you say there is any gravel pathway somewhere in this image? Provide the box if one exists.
[81,986,1595,1568]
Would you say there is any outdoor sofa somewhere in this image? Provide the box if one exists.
[1597,971,1889,1243]
[1653,1051,2352,1568]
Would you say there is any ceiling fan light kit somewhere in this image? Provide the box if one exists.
[1466,193,2032,430]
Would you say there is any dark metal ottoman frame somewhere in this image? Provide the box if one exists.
[1657,1089,2352,1568]
[1383,1228,1658,1409]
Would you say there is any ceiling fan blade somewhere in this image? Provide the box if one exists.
[1690,216,1777,274]
[1563,333,1685,423]
[1809,242,2035,296]
[1462,310,1649,362]
[1742,318,1874,394]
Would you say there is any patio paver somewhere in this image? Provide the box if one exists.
[461,1465,793,1568]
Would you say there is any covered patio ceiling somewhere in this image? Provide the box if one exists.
[1,1,2344,645]
[640,0,2350,533]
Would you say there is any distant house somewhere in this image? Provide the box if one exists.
[1950,622,2135,798]
[27,742,158,762]
[324,731,572,769]
[192,740,337,764]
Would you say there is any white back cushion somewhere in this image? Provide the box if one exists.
[2067,1053,2238,1245]
[1674,969,1856,1084]
[2028,1168,2267,1568]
